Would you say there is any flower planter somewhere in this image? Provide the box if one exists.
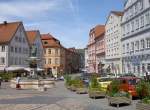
[136,102,150,110]
[107,96,132,108]
[89,90,106,99]
[70,85,77,91]
[76,88,88,94]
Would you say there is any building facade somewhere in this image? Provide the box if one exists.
[0,21,30,70]
[95,26,105,74]
[105,11,123,75]
[26,30,44,68]
[41,34,66,77]
[65,48,81,74]
[87,25,105,73]
[121,0,150,76]
[84,47,89,72]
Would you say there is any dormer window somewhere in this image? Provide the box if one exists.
[44,41,48,44]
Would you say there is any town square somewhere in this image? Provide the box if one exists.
[0,0,150,110]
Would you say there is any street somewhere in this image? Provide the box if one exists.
[0,81,138,110]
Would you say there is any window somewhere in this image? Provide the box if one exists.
[0,57,5,65]
[147,64,150,71]
[23,38,25,43]
[141,39,145,49]
[19,37,21,42]
[1,46,5,52]
[127,23,130,34]
[44,41,48,44]
[140,16,144,28]
[11,46,14,52]
[139,0,143,10]
[126,43,129,53]
[15,36,18,42]
[48,49,51,54]
[122,26,125,35]
[131,42,134,52]
[19,47,21,53]
[15,47,17,53]
[131,21,134,32]
[136,18,139,30]
[135,3,138,14]
[55,49,59,55]
[123,44,125,54]
[135,41,139,51]
[48,58,51,64]
[147,38,150,48]
[145,12,150,25]
[55,58,59,65]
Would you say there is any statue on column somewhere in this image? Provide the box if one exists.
[31,44,37,57]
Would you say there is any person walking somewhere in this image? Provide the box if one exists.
[16,76,21,89]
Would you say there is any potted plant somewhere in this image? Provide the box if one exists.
[136,81,150,110]
[64,75,72,89]
[88,76,106,99]
[107,80,132,108]
[75,79,88,94]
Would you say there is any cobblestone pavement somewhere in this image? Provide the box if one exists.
[0,81,138,110]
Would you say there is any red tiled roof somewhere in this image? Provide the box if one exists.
[0,21,21,44]
[111,11,124,16]
[94,25,105,39]
[41,33,61,48]
[26,30,38,45]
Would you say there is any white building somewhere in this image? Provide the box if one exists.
[121,0,150,76]
[105,11,123,75]
[26,30,44,68]
[0,21,30,70]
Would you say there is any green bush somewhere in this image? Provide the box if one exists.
[0,73,16,81]
[71,77,84,88]
[113,91,130,98]
[89,76,102,91]
[64,75,72,86]
[142,97,150,104]
[107,80,120,97]
[136,80,150,99]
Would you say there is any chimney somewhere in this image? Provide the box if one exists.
[3,21,7,25]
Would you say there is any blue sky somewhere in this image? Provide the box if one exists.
[0,0,125,48]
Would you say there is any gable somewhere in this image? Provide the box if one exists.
[10,23,30,48]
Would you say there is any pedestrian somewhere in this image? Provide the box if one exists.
[16,76,21,89]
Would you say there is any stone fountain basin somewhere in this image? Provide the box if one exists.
[10,78,55,90]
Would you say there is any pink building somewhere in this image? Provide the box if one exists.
[87,25,105,73]
[95,26,105,74]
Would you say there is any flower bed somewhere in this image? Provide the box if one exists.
[136,81,150,110]
[88,76,106,99]
[107,80,132,108]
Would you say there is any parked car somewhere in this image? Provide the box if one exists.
[117,76,141,97]
[97,77,114,91]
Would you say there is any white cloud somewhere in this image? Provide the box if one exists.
[0,0,68,20]
[0,0,88,48]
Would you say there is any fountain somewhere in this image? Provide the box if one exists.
[10,45,55,91]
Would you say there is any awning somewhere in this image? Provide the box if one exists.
[24,67,44,72]
[6,66,24,72]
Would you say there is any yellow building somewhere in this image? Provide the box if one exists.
[41,34,66,78]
